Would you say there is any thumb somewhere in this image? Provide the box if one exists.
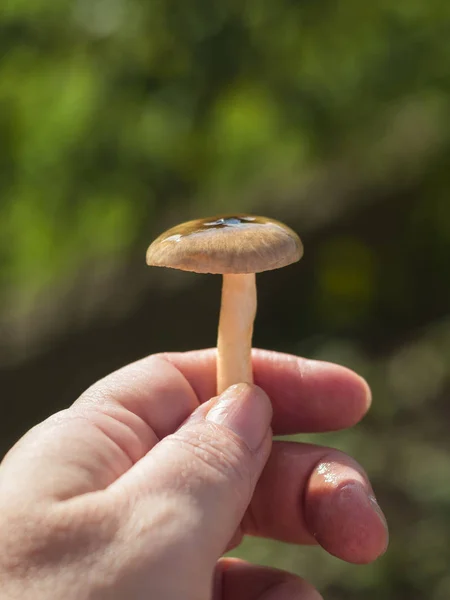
[112,383,272,566]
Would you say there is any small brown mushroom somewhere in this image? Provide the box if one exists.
[146,215,303,394]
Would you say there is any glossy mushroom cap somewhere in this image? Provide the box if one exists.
[146,215,303,274]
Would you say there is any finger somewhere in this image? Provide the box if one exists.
[77,353,200,438]
[75,348,370,437]
[1,347,369,501]
[162,348,371,434]
[110,384,273,569]
[0,354,200,500]
[242,442,388,564]
[215,558,322,600]
[0,402,158,501]
[67,346,369,444]
[305,452,389,564]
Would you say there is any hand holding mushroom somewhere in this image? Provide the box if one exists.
[0,359,388,598]
[146,215,303,393]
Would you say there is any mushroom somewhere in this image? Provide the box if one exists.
[146,215,303,394]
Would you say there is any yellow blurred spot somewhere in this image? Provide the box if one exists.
[315,236,375,326]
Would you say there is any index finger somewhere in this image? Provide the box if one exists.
[162,348,371,435]
[2,348,370,501]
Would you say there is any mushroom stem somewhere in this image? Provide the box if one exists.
[217,273,257,394]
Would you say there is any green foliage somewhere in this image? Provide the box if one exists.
[1,0,449,308]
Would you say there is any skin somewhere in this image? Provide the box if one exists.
[0,349,388,600]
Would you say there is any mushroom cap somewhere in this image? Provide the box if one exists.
[146,214,303,274]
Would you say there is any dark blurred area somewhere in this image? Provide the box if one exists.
[1,1,450,598]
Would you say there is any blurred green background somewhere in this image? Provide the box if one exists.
[1,1,450,598]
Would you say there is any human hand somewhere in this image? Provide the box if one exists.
[0,349,388,599]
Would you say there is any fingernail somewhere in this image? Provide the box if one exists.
[359,376,372,409]
[368,494,389,532]
[206,383,271,451]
